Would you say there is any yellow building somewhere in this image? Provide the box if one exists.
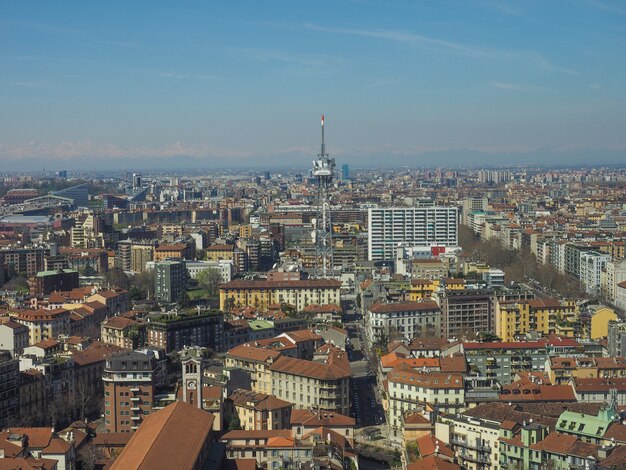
[408,279,439,301]
[496,298,578,342]
[590,306,617,339]
[225,344,280,394]
[206,244,235,262]
[226,388,292,431]
[219,279,341,311]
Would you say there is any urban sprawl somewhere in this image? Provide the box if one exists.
[0,164,626,470]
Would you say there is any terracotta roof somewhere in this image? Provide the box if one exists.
[290,409,355,427]
[92,433,133,447]
[0,457,58,470]
[0,428,53,449]
[409,338,456,351]
[270,354,350,380]
[41,437,72,455]
[416,434,454,459]
[226,344,281,363]
[228,389,291,411]
[388,369,464,389]
[574,377,626,392]
[403,411,431,425]
[604,423,626,443]
[110,401,215,470]
[103,316,137,329]
[529,432,577,454]
[406,455,460,470]
[439,354,467,373]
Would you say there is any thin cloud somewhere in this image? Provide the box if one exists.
[0,20,80,35]
[305,23,498,58]
[587,0,626,16]
[363,79,400,90]
[231,47,346,76]
[490,81,545,92]
[306,23,580,77]
[0,80,52,88]
[0,141,251,160]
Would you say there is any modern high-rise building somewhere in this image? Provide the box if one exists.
[341,163,349,180]
[154,260,188,303]
[367,206,458,261]
[103,351,156,433]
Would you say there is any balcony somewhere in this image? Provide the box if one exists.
[130,387,140,392]
[459,451,491,464]
[130,396,141,402]
[131,415,141,421]
[131,406,140,411]
[451,438,491,453]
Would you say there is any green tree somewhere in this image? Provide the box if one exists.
[226,414,242,431]
[105,268,130,290]
[195,268,222,296]
[130,269,155,300]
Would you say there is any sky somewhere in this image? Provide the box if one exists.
[1,0,625,170]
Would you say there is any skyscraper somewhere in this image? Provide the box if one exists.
[341,164,349,180]
[155,260,188,303]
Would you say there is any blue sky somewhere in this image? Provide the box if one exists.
[1,0,625,169]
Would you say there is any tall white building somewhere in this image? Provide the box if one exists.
[368,207,458,261]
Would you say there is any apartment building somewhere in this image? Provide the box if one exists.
[101,316,142,350]
[387,368,464,438]
[145,310,224,353]
[464,341,549,385]
[154,259,188,303]
[0,320,30,356]
[225,344,281,394]
[225,388,293,431]
[219,279,341,311]
[496,298,578,342]
[368,206,458,261]
[270,344,351,415]
[11,308,71,344]
[103,351,156,433]
[367,300,441,344]
[438,288,495,338]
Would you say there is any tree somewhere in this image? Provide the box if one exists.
[105,268,130,290]
[224,297,235,312]
[77,443,99,470]
[196,268,222,297]
[130,269,155,300]
[177,291,191,308]
[226,414,242,431]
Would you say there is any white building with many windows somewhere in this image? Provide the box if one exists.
[366,301,441,344]
[368,207,458,261]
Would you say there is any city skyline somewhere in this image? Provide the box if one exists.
[1,1,626,170]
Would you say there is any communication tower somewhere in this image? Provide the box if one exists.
[311,115,335,278]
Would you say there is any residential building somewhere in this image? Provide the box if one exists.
[496,298,578,342]
[11,308,71,344]
[270,344,351,415]
[30,269,79,296]
[0,351,19,428]
[145,310,224,353]
[101,316,143,350]
[103,351,156,433]
[154,260,188,303]
[387,367,464,438]
[464,341,549,385]
[368,206,458,261]
[226,388,293,431]
[367,300,441,344]
[225,344,281,394]
[0,320,29,356]
[439,288,495,338]
[219,279,341,311]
